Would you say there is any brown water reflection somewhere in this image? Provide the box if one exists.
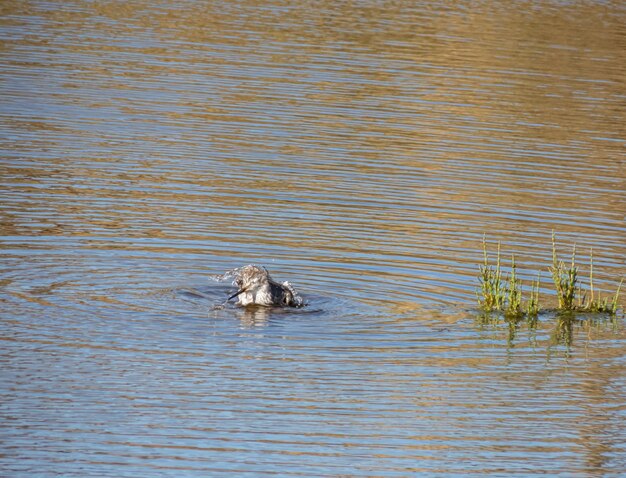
[1,0,626,476]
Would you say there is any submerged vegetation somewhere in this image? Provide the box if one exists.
[477,233,622,318]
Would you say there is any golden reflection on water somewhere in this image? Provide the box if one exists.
[1,0,626,476]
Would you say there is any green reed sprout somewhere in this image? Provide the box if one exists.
[477,240,537,317]
[611,279,624,315]
[477,237,506,312]
[478,232,622,318]
[584,277,623,314]
[505,255,522,317]
[579,247,623,314]
[549,231,578,310]
[526,274,541,318]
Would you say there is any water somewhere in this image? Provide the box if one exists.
[1,1,625,476]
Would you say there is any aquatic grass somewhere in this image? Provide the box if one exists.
[579,248,623,314]
[477,232,622,320]
[548,235,623,314]
[477,239,540,319]
[477,237,506,312]
[505,255,522,318]
[549,231,578,310]
[526,274,541,319]
[609,279,623,314]
[582,278,623,314]
[475,235,623,354]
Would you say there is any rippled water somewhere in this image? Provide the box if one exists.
[2,1,626,476]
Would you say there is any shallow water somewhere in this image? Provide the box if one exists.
[1,0,626,476]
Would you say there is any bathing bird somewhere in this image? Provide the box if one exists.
[227,265,302,307]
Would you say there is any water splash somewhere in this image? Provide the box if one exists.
[209,264,304,307]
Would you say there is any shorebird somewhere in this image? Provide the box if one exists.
[227,265,303,307]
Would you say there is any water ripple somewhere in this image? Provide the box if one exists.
[2,0,626,476]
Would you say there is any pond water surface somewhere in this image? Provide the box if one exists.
[1,1,626,476]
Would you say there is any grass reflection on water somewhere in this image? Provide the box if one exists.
[475,307,623,358]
